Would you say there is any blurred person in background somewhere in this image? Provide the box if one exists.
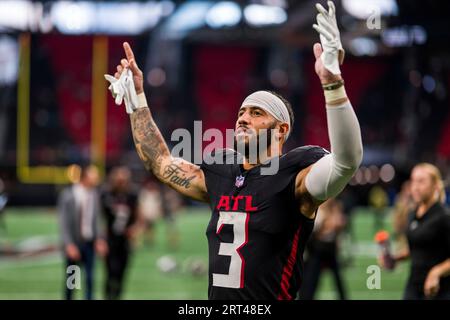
[138,178,182,250]
[138,178,162,247]
[58,164,108,300]
[160,185,183,251]
[336,188,357,267]
[299,198,348,300]
[0,177,8,232]
[392,180,414,252]
[379,163,450,300]
[101,166,140,300]
[368,184,389,232]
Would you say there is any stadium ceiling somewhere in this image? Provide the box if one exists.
[0,0,448,50]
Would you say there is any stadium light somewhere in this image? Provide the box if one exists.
[164,1,211,37]
[259,0,288,9]
[50,1,173,35]
[205,2,242,29]
[96,1,174,34]
[380,164,395,183]
[349,37,378,56]
[381,25,427,47]
[342,0,398,20]
[0,36,19,85]
[147,68,166,87]
[422,75,436,93]
[51,1,95,34]
[368,165,380,184]
[0,0,34,31]
[243,4,287,27]
[1,0,238,35]
[354,167,367,185]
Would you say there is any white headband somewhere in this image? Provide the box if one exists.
[240,91,291,139]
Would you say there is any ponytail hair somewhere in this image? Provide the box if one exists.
[414,163,446,204]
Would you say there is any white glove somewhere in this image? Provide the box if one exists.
[104,68,139,114]
[313,1,345,75]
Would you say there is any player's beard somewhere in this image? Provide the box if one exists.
[234,121,277,164]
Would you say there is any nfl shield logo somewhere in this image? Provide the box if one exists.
[235,175,245,188]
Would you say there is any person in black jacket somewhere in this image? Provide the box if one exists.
[299,198,347,300]
[101,166,140,300]
[379,163,450,300]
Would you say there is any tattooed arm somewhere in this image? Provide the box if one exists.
[130,108,208,202]
[115,42,208,202]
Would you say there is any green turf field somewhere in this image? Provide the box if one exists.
[0,206,409,300]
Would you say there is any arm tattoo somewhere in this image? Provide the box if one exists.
[162,160,196,189]
[130,108,170,175]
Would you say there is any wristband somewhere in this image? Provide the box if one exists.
[324,85,347,105]
[137,92,148,108]
[322,79,345,91]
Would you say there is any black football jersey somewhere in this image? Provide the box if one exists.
[200,146,328,300]
[101,188,138,238]
[406,203,450,291]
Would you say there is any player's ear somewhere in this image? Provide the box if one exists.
[279,122,289,138]
[273,122,288,143]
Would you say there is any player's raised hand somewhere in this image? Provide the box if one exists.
[105,42,146,113]
[312,1,345,81]
[313,42,342,85]
[118,42,144,94]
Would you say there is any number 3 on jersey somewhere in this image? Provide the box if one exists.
[213,211,249,289]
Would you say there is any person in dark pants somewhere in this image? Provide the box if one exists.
[379,163,450,300]
[299,198,347,300]
[101,166,139,300]
[58,165,108,300]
